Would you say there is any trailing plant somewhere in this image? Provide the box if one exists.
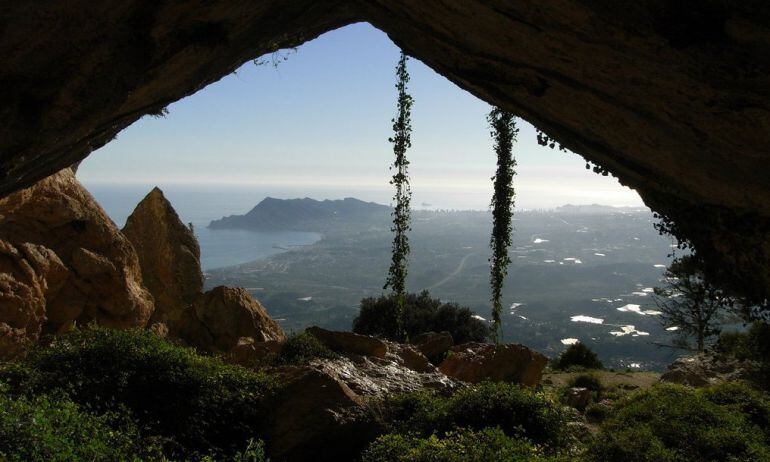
[488,107,518,342]
[383,51,414,341]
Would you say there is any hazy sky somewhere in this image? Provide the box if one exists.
[79,23,643,210]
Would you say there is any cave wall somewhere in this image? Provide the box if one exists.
[1,1,769,302]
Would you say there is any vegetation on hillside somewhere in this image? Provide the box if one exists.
[354,290,489,343]
[2,326,770,461]
[552,343,604,370]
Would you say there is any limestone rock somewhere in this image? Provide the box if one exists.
[225,338,283,368]
[313,354,460,399]
[411,331,453,364]
[660,353,759,387]
[439,343,547,386]
[122,187,203,336]
[306,326,387,358]
[266,366,380,461]
[0,169,154,334]
[192,286,285,353]
[387,342,434,373]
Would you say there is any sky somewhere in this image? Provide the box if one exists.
[79,23,644,210]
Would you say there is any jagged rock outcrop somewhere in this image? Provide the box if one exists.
[0,169,154,349]
[412,331,453,365]
[122,187,202,335]
[266,366,380,461]
[306,326,388,358]
[123,187,285,354]
[192,286,285,352]
[0,2,769,305]
[660,353,761,387]
[439,342,548,387]
[0,240,67,359]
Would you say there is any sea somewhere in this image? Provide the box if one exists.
[85,184,324,270]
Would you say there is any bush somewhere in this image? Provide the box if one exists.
[354,291,489,343]
[568,374,602,393]
[0,391,162,462]
[588,383,770,462]
[553,343,603,370]
[275,331,336,365]
[0,326,279,460]
[716,322,770,362]
[379,382,567,447]
[361,428,554,462]
[701,382,770,439]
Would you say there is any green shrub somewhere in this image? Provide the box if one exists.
[716,322,770,363]
[701,382,770,439]
[0,326,279,460]
[584,402,609,423]
[553,343,603,370]
[361,428,555,462]
[275,331,336,365]
[354,291,489,343]
[379,382,567,447]
[0,391,162,462]
[568,374,602,393]
[588,384,770,462]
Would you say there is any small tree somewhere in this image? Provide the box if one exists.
[654,255,733,352]
[487,108,518,343]
[383,51,414,341]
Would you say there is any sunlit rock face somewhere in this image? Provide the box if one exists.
[0,169,155,352]
[122,187,203,336]
[123,187,285,353]
[0,1,769,300]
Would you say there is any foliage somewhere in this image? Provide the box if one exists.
[383,50,414,341]
[378,382,567,447]
[487,107,518,342]
[588,383,770,462]
[354,290,489,343]
[361,428,559,462]
[274,331,336,365]
[553,343,603,370]
[654,255,735,351]
[0,391,162,462]
[0,326,279,460]
[568,374,602,394]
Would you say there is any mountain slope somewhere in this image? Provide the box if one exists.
[209,197,391,232]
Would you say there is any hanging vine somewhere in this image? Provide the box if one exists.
[383,51,413,341]
[488,108,518,344]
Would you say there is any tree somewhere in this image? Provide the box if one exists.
[383,51,414,341]
[487,108,518,343]
[654,255,734,352]
[353,291,490,344]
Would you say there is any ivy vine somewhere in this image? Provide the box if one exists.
[488,108,518,343]
[383,51,413,341]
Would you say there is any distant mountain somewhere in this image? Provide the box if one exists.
[208,197,391,232]
[554,204,648,214]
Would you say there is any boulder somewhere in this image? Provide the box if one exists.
[0,169,153,347]
[225,338,283,368]
[192,286,285,353]
[122,187,203,336]
[411,331,453,364]
[387,342,434,373]
[306,326,387,358]
[0,240,67,357]
[265,366,380,461]
[438,343,547,386]
[660,353,758,387]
